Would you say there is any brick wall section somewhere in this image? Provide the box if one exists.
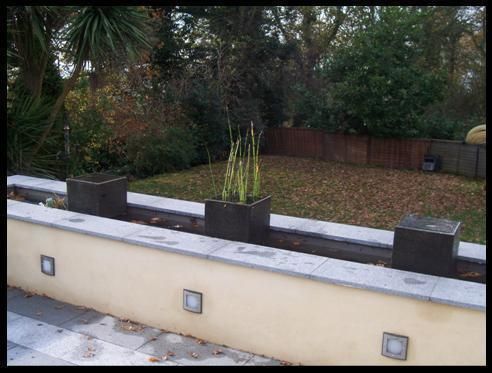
[264,128,485,178]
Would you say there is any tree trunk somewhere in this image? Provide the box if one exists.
[21,54,48,100]
[26,61,84,166]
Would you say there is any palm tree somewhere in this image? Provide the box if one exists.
[8,6,152,168]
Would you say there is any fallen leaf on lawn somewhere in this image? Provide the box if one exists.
[212,349,223,355]
[190,352,199,359]
[148,357,161,363]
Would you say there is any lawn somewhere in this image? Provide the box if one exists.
[129,155,486,245]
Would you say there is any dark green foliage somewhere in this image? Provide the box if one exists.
[126,127,198,178]
[7,94,64,179]
[7,55,66,178]
[325,8,447,138]
[66,109,124,176]
[182,82,228,163]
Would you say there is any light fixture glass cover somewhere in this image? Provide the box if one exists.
[40,255,55,276]
[183,289,202,313]
[382,332,408,360]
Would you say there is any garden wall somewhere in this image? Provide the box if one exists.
[7,204,485,365]
[264,128,486,178]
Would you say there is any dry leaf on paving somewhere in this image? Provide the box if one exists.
[190,352,199,359]
[195,339,206,345]
[280,361,292,366]
[212,349,223,355]
[167,351,175,357]
[148,357,161,363]
[460,271,481,278]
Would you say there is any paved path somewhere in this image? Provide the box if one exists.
[6,286,286,366]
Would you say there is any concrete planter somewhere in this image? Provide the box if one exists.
[66,173,127,218]
[205,195,271,244]
[392,214,461,277]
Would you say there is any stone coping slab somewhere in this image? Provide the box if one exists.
[7,199,485,312]
[7,175,485,264]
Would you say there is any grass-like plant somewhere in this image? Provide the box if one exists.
[218,110,262,204]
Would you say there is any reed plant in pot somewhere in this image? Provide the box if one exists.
[205,119,271,244]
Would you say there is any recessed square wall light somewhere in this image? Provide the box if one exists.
[40,255,55,276]
[382,332,408,360]
[183,289,202,313]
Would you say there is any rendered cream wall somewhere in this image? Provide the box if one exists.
[7,219,485,365]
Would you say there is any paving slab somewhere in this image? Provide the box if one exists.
[6,175,54,188]
[243,354,284,366]
[7,286,25,301]
[60,310,163,350]
[52,213,147,241]
[6,199,79,227]
[7,345,75,366]
[310,257,438,301]
[7,293,91,326]
[7,311,23,323]
[137,332,253,365]
[430,277,486,311]
[122,225,229,259]
[7,313,176,366]
[208,242,328,279]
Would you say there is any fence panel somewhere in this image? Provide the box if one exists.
[457,144,480,178]
[345,135,369,164]
[477,146,486,178]
[264,128,484,178]
[429,140,461,173]
[323,133,346,162]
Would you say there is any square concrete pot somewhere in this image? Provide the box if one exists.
[66,173,127,218]
[392,214,461,277]
[205,195,271,244]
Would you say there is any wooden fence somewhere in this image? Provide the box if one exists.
[263,127,486,178]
